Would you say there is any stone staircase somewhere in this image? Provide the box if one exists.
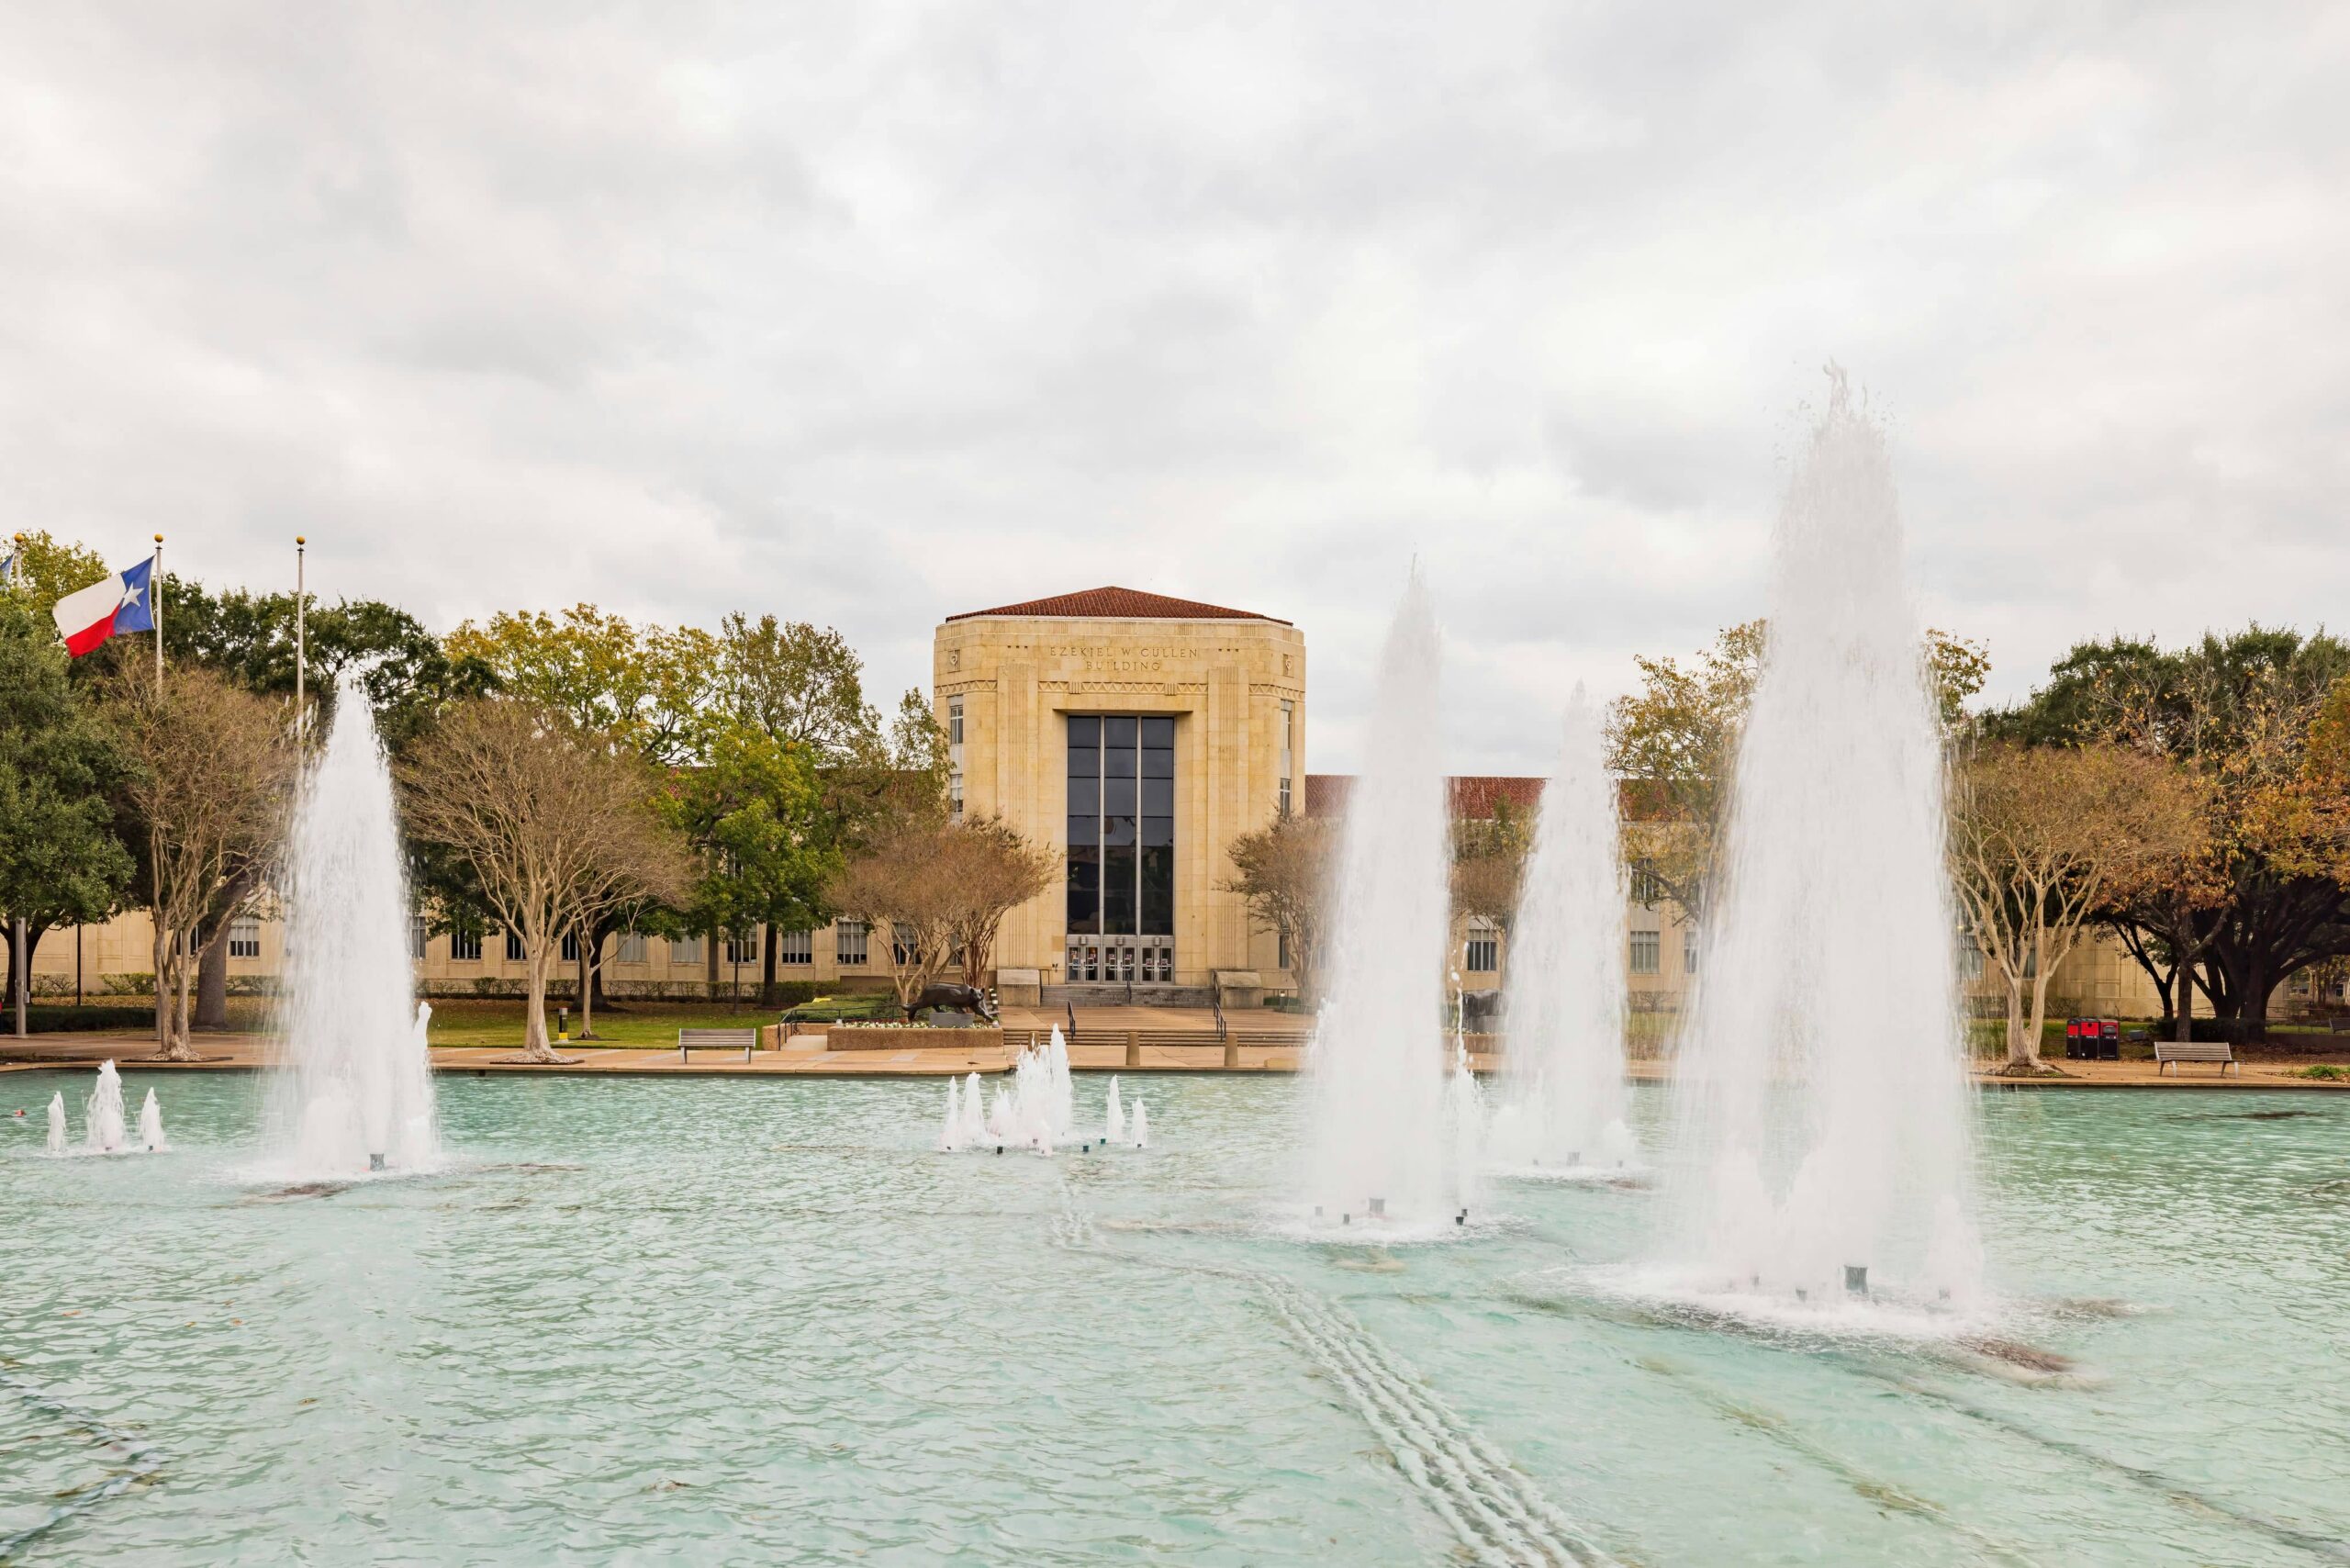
[1042,982,1217,1009]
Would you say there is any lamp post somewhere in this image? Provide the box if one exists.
[295,536,307,734]
[151,534,164,689]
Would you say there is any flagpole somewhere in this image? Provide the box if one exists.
[295,535,307,734]
[151,533,164,691]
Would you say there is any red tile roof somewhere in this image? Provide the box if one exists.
[945,586,1288,624]
[1304,774,1543,819]
[1306,773,1679,823]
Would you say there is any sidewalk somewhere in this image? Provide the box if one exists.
[3,1023,2341,1089]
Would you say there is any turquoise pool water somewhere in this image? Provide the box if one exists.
[5,1070,2346,1565]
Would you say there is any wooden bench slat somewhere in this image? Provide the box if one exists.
[2153,1040,2237,1075]
[679,1027,761,1062]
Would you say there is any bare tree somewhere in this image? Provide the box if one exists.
[106,666,293,1060]
[940,814,1056,990]
[1452,801,1533,934]
[827,821,963,1011]
[400,700,688,1062]
[1949,742,2207,1070]
[1221,812,1337,1006]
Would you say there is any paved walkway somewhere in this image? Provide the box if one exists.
[3,1025,2342,1089]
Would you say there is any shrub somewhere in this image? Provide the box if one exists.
[9,1004,160,1033]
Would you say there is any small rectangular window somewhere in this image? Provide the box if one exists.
[1956,935,1984,981]
[1630,868,1663,908]
[561,930,580,963]
[1465,920,1497,973]
[893,922,918,965]
[409,915,429,962]
[1279,700,1294,813]
[836,919,868,966]
[1683,926,1700,976]
[725,930,758,966]
[617,930,647,963]
[669,934,703,965]
[778,928,812,965]
[948,696,964,747]
[228,915,262,959]
[1629,929,1661,975]
[451,929,483,962]
[505,930,525,963]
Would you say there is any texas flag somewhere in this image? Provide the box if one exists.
[51,559,156,657]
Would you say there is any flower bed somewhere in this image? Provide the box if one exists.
[824,1025,1004,1053]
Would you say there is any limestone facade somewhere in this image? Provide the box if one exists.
[933,587,1308,995]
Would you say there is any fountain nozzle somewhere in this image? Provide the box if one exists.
[369,1153,386,1172]
[1844,1265,1868,1297]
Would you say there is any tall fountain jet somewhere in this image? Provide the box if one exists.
[1656,372,1980,1307]
[1488,687,1634,1174]
[1300,568,1464,1231]
[266,673,440,1177]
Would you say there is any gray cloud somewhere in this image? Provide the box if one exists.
[2,0,2344,774]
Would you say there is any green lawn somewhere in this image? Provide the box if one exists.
[422,999,783,1050]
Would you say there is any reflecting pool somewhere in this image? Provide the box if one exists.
[5,1072,2346,1564]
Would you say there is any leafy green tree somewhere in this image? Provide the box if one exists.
[708,611,947,991]
[1986,626,2350,1037]
[662,725,841,1006]
[716,614,879,756]
[445,605,716,767]
[154,579,490,750]
[3,530,110,615]
[0,598,135,1026]
[1608,620,1987,921]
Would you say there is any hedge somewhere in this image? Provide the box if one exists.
[5,1004,160,1033]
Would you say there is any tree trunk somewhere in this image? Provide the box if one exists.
[2003,969,2031,1068]
[4,920,46,1034]
[196,927,230,1030]
[761,923,778,1009]
[574,933,593,1038]
[705,921,720,1001]
[2025,964,2054,1070]
[518,940,574,1063]
[577,931,600,1039]
[151,918,197,1061]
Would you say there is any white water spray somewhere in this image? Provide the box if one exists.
[45,1092,66,1155]
[970,1030,1077,1153]
[1104,1077,1125,1144]
[1489,688,1637,1174]
[266,674,440,1177]
[136,1089,166,1153]
[84,1060,127,1154]
[1653,375,1980,1309]
[1300,570,1463,1231]
[1129,1098,1147,1149]
[1443,1045,1484,1215]
[939,1078,964,1152]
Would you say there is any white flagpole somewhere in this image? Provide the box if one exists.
[151,533,164,691]
[295,535,307,734]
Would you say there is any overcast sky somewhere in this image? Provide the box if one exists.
[5,3,2344,773]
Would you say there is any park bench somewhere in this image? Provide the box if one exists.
[678,1027,759,1063]
[2154,1039,2238,1077]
